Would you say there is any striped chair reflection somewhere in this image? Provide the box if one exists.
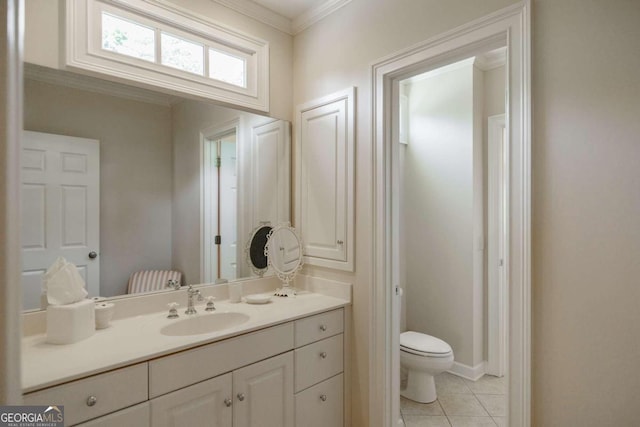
[127,270,182,294]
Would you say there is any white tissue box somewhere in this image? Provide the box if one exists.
[46,299,95,345]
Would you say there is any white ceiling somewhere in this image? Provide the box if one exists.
[251,0,318,20]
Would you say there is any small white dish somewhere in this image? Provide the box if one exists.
[244,294,272,304]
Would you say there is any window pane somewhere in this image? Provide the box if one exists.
[209,49,246,87]
[161,33,204,75]
[101,13,155,62]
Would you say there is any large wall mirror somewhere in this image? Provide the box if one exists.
[21,64,290,311]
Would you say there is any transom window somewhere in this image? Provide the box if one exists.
[99,11,247,88]
[67,0,268,111]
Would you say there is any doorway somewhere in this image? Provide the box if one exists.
[203,127,239,283]
[370,4,531,426]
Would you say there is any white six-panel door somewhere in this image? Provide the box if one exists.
[21,131,99,309]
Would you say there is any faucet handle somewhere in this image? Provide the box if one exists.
[167,302,179,319]
[205,296,216,312]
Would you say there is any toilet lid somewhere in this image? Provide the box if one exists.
[400,331,452,355]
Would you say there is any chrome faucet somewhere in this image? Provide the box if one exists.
[185,285,204,315]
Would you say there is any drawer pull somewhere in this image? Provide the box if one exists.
[320,352,327,359]
[237,393,245,402]
[320,394,327,402]
[86,396,97,407]
[224,398,232,407]
[319,324,327,332]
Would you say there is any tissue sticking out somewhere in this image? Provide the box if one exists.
[44,256,88,305]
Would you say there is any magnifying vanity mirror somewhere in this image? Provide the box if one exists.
[245,224,272,277]
[21,63,291,311]
[265,224,303,297]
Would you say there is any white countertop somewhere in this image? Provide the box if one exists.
[22,292,348,393]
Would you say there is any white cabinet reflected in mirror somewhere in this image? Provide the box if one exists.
[21,64,290,311]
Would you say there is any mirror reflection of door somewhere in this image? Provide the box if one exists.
[204,131,238,282]
[21,131,100,310]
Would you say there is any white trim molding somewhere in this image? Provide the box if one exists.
[370,2,531,426]
[449,361,487,382]
[291,0,351,35]
[0,0,23,404]
[210,0,352,35]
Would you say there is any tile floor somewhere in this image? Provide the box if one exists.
[400,373,506,427]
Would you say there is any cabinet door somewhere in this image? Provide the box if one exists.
[150,373,232,427]
[251,119,290,227]
[233,352,294,427]
[296,88,354,271]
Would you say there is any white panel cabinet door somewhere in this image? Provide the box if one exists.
[150,373,233,427]
[251,119,290,228]
[296,88,355,271]
[21,131,100,309]
[233,352,294,427]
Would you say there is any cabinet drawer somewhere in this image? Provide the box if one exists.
[149,322,293,398]
[295,309,343,347]
[76,402,150,427]
[294,334,343,392]
[295,374,343,427]
[23,363,148,426]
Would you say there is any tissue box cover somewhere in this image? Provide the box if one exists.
[46,299,96,344]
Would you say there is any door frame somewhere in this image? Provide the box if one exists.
[487,114,508,377]
[370,2,531,426]
[200,118,241,283]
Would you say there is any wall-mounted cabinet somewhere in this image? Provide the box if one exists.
[296,88,355,272]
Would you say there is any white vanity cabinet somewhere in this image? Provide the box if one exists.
[22,308,344,427]
[150,373,233,427]
[23,363,148,426]
[296,88,355,272]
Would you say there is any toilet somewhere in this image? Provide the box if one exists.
[400,331,454,403]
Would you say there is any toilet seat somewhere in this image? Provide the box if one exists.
[400,331,452,358]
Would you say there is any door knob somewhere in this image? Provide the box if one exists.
[88,251,98,259]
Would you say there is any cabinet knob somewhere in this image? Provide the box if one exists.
[88,251,98,259]
[337,240,344,245]
[224,398,232,407]
[86,396,97,407]
[320,351,327,359]
[320,394,327,402]
[237,393,245,401]
[319,324,327,332]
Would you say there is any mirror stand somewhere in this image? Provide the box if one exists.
[265,223,303,297]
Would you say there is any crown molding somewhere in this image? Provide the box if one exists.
[292,0,351,34]
[210,0,351,35]
[24,63,178,107]
[210,0,292,34]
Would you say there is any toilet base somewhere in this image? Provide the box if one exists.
[401,371,436,403]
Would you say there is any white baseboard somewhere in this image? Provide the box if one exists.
[448,361,486,381]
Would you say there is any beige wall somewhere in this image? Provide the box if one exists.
[532,0,640,425]
[403,63,478,368]
[24,79,173,297]
[24,0,293,121]
[292,0,518,424]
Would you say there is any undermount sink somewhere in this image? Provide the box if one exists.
[161,312,250,336]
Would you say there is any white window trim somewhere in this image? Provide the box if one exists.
[65,0,270,111]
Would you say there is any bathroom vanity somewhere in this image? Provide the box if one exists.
[22,280,350,427]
